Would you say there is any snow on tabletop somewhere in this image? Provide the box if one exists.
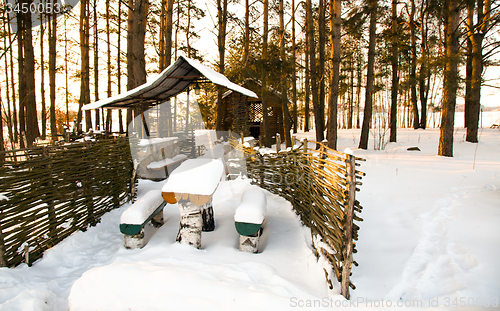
[234,188,267,224]
[146,154,187,170]
[138,137,178,146]
[161,158,224,196]
[120,190,164,225]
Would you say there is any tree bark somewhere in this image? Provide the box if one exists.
[438,0,460,157]
[304,11,310,132]
[18,8,26,149]
[327,0,340,150]
[317,0,326,142]
[49,4,57,139]
[216,0,228,132]
[79,0,92,132]
[307,0,323,144]
[359,0,377,150]
[261,0,271,146]
[465,0,490,143]
[418,0,429,129]
[390,0,398,142]
[279,0,293,147]
[132,0,147,87]
[291,0,297,134]
[40,13,46,139]
[165,0,174,67]
[94,0,100,130]
[409,0,419,129]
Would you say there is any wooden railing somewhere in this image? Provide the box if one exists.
[243,139,365,299]
[0,138,133,267]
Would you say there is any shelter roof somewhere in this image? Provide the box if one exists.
[82,56,257,110]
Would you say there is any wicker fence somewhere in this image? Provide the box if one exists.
[244,139,365,299]
[0,138,133,267]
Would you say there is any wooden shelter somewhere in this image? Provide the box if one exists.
[82,56,257,180]
[221,79,290,140]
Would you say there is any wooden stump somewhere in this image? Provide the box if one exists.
[124,229,146,249]
[239,230,261,253]
[176,200,203,249]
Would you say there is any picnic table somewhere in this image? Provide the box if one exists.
[161,158,225,248]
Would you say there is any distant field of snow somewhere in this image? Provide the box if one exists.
[0,127,499,310]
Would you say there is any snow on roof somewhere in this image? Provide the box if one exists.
[82,56,257,110]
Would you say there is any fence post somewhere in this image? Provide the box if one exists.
[341,154,356,299]
[0,202,7,267]
[43,146,57,241]
[276,134,281,153]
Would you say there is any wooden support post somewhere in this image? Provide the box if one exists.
[341,154,356,299]
[0,216,7,267]
[176,199,202,249]
[124,228,146,249]
[276,133,281,152]
[201,200,215,232]
[303,138,308,153]
[239,230,261,253]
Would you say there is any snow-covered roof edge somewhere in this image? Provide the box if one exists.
[82,56,257,111]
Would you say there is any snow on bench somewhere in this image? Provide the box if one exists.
[234,188,267,253]
[120,190,167,249]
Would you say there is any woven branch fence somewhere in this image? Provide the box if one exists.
[242,139,365,299]
[0,138,133,267]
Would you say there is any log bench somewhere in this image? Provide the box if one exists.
[234,188,267,253]
[120,190,167,249]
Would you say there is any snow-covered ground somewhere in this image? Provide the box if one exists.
[0,128,499,310]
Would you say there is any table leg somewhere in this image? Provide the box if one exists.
[176,200,202,249]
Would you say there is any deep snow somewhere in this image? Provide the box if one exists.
[0,128,499,310]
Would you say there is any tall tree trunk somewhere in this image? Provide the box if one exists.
[359,0,377,150]
[279,0,293,147]
[304,11,310,132]
[243,0,250,69]
[409,0,419,129]
[127,0,135,91]
[466,0,490,143]
[291,0,297,133]
[3,16,14,149]
[79,0,92,132]
[40,13,47,139]
[64,16,70,125]
[261,0,271,146]
[117,0,124,133]
[216,0,228,132]
[132,0,147,87]
[438,0,460,157]
[307,0,323,144]
[165,0,174,67]
[7,18,18,145]
[318,0,326,141]
[24,0,39,147]
[327,0,340,150]
[418,0,429,129]
[49,5,57,139]
[17,10,26,148]
[390,0,398,142]
[94,0,100,130]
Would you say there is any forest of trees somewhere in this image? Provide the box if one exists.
[0,0,499,157]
